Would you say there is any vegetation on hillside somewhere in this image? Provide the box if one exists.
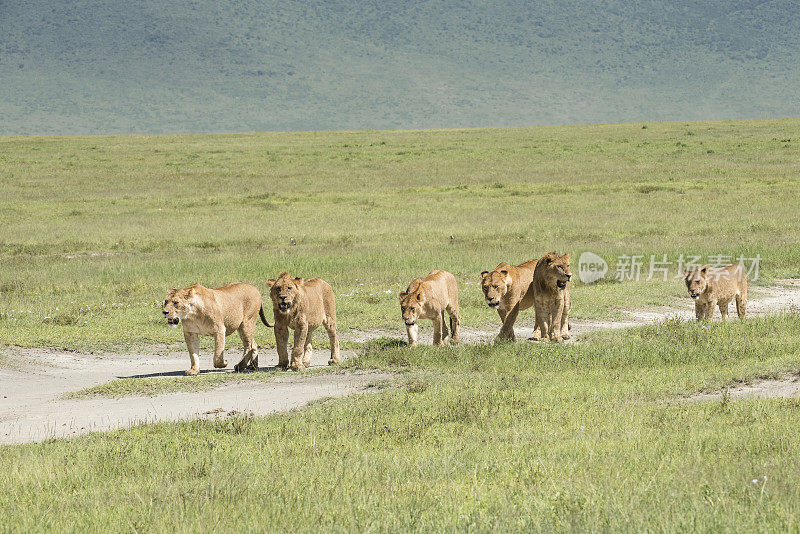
[1,0,799,133]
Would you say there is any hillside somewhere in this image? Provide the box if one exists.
[1,0,799,134]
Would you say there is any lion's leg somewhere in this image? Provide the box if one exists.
[560,303,570,340]
[736,292,747,320]
[406,323,419,347]
[212,330,228,368]
[291,324,308,371]
[534,302,549,342]
[694,303,704,321]
[497,304,519,342]
[324,318,340,365]
[184,331,201,376]
[718,300,730,321]
[447,304,460,344]
[432,313,445,346]
[275,326,290,370]
[549,299,564,342]
[234,325,254,372]
[302,328,314,368]
[529,311,542,341]
[497,308,508,323]
[440,310,450,344]
[705,301,716,320]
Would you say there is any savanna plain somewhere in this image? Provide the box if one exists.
[1,119,800,531]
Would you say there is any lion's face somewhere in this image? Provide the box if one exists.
[543,253,572,289]
[398,286,425,326]
[269,273,303,313]
[684,266,709,299]
[481,270,511,308]
[162,287,193,326]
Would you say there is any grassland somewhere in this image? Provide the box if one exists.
[2,120,800,531]
[1,119,799,351]
[3,316,800,531]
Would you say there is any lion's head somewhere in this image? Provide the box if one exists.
[684,265,710,299]
[480,267,513,308]
[162,286,195,326]
[541,252,572,289]
[398,279,425,326]
[268,272,304,313]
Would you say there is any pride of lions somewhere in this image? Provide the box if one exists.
[163,252,747,375]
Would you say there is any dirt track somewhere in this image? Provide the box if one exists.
[1,281,799,445]
[0,348,383,445]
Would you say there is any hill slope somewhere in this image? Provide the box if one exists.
[1,0,799,134]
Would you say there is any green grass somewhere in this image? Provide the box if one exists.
[1,119,800,351]
[3,120,800,531]
[3,316,800,531]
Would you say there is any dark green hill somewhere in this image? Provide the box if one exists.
[1,0,798,134]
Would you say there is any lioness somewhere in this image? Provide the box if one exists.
[480,259,540,341]
[162,283,273,376]
[268,271,340,371]
[532,252,572,342]
[684,264,747,320]
[399,270,460,347]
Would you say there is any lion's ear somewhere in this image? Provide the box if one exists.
[398,291,407,300]
[416,293,423,301]
[563,253,570,261]
[185,287,194,298]
[267,279,276,287]
[500,269,512,286]
[480,270,489,282]
[294,277,304,285]
[167,287,178,296]
[545,255,553,264]
[699,265,710,277]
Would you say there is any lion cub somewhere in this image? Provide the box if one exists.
[267,272,340,371]
[398,270,461,347]
[684,264,747,320]
[162,283,273,376]
[480,259,539,341]
[531,252,572,342]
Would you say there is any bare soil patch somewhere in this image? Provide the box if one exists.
[690,374,800,402]
[0,347,388,444]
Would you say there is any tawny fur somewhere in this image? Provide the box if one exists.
[480,259,539,342]
[399,270,461,347]
[268,271,340,371]
[531,252,572,342]
[162,283,272,376]
[684,264,747,321]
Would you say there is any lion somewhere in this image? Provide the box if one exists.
[162,283,273,376]
[399,270,460,347]
[267,271,340,371]
[531,252,572,342]
[480,259,540,341]
[684,264,747,320]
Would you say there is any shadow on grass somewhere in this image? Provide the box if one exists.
[117,366,288,379]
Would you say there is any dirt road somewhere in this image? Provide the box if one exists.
[0,348,384,445]
[1,281,798,445]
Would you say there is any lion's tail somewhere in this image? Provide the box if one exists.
[259,305,274,327]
